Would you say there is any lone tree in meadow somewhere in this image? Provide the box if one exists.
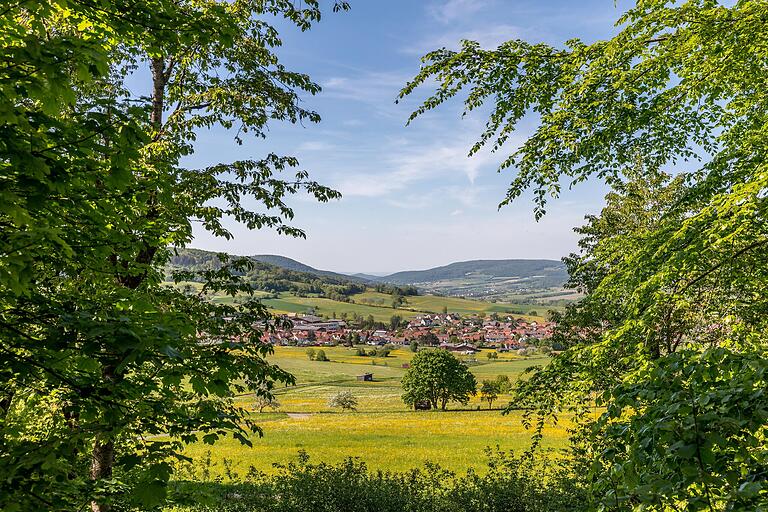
[254,394,281,414]
[401,349,477,410]
[480,380,499,409]
[328,391,358,411]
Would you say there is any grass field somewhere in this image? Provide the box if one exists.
[260,291,552,322]
[178,347,566,476]
[168,281,559,321]
[180,409,569,476]
[354,290,555,317]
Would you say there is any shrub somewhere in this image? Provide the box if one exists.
[305,348,316,361]
[314,349,328,362]
[169,449,585,512]
[327,391,357,411]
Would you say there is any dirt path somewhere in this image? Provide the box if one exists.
[286,413,312,419]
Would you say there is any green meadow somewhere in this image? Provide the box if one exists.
[259,290,554,321]
[180,346,567,476]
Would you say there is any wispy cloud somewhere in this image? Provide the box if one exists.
[321,72,412,105]
[333,136,503,198]
[404,23,529,55]
[298,141,336,152]
[427,0,493,24]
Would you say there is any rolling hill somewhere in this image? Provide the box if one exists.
[375,259,568,286]
[251,254,369,283]
[169,248,570,300]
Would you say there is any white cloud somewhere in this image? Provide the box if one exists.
[450,209,463,216]
[334,138,501,198]
[428,0,492,24]
[321,72,412,104]
[298,141,336,151]
[404,23,526,55]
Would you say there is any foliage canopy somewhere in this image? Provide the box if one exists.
[401,0,768,509]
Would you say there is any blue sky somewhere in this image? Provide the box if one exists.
[187,0,632,273]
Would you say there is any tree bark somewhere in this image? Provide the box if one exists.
[90,365,116,512]
[150,56,166,130]
[90,437,115,512]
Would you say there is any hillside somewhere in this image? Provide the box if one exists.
[377,259,567,285]
[169,249,572,301]
[252,254,369,283]
[167,248,367,298]
[366,259,569,299]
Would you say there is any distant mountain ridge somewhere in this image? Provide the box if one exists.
[374,259,567,285]
[250,255,368,283]
[170,248,568,296]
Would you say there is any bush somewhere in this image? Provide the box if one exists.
[355,347,367,356]
[169,449,585,512]
[305,348,316,361]
[314,349,328,362]
[327,391,357,411]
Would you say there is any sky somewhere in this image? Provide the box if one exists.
[185,0,633,274]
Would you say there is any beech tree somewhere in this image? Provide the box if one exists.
[401,1,768,509]
[1,1,348,510]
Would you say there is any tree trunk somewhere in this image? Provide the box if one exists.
[150,56,166,130]
[90,437,115,512]
[90,364,116,512]
[92,55,169,512]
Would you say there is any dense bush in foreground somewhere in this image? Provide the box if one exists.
[164,450,585,512]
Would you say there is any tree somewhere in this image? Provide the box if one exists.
[401,350,477,410]
[328,391,357,411]
[442,305,448,315]
[314,349,328,362]
[390,314,403,330]
[486,351,498,360]
[494,375,512,394]
[306,348,316,361]
[417,331,439,347]
[400,1,768,509]
[479,381,499,409]
[0,3,351,509]
[409,341,419,353]
[254,394,281,414]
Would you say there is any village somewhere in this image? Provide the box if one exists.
[264,312,555,354]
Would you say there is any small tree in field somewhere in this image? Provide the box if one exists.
[486,351,498,360]
[401,349,477,410]
[328,391,357,411]
[254,394,281,413]
[480,381,499,409]
[306,348,316,361]
[315,349,329,362]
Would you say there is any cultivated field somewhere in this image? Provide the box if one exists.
[260,291,554,322]
[179,347,569,476]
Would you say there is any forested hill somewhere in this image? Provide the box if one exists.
[376,259,568,287]
[251,254,368,283]
[166,248,415,298]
